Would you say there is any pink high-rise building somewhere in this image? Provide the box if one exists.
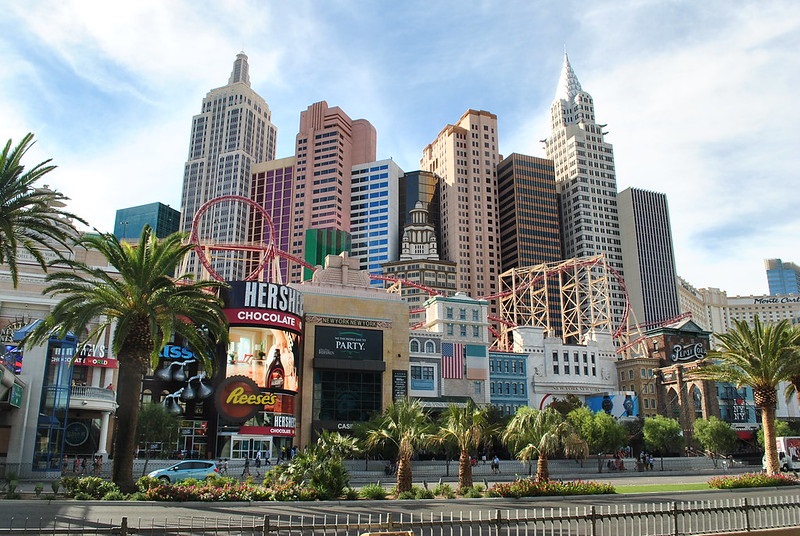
[290,101,376,282]
[420,109,500,314]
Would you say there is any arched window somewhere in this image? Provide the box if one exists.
[410,339,420,353]
[424,340,435,353]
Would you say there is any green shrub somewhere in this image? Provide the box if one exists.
[709,472,799,489]
[460,486,483,498]
[360,483,387,500]
[432,482,455,498]
[489,478,615,498]
[397,490,416,499]
[128,491,148,501]
[102,490,127,501]
[414,487,435,499]
[136,476,161,492]
[343,487,359,500]
[62,476,119,500]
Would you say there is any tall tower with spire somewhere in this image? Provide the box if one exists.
[544,53,626,330]
[180,52,277,281]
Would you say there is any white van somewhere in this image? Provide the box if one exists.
[763,437,800,471]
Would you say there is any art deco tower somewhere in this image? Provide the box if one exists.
[180,52,277,281]
[544,53,626,326]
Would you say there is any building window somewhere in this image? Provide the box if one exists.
[446,324,454,336]
[474,382,482,394]
[446,307,453,319]
[410,340,420,353]
[424,340,435,353]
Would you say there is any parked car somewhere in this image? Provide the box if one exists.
[148,460,218,482]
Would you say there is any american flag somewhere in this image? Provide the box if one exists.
[441,342,464,379]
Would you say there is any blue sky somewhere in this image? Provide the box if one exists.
[2,0,798,297]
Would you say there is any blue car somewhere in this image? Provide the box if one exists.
[148,460,218,483]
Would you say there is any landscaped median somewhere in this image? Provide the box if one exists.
[8,472,799,502]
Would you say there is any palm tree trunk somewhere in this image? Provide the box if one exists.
[762,403,779,475]
[458,450,473,490]
[111,362,144,492]
[535,455,550,482]
[396,454,413,493]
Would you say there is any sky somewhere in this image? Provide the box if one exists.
[1,0,798,298]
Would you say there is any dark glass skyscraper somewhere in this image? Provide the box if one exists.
[497,153,562,271]
[618,187,680,325]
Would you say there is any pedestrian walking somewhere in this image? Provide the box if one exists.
[492,455,501,474]
[264,449,272,465]
[72,456,79,474]
[79,457,87,475]
[61,454,69,474]
[242,455,250,477]
[254,453,262,476]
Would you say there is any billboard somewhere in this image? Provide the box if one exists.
[586,392,639,419]
[222,281,303,396]
[314,326,383,360]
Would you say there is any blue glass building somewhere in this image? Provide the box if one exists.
[114,202,180,241]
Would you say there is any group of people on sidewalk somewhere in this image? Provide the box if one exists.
[62,454,103,476]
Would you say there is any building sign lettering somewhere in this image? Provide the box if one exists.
[753,296,800,304]
[223,282,303,335]
[671,343,707,362]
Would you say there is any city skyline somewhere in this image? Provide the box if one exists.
[2,1,798,297]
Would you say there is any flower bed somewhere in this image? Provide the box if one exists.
[487,478,615,498]
[708,472,800,489]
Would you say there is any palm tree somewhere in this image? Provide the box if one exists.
[0,133,86,286]
[25,225,228,492]
[691,316,800,475]
[502,406,587,482]
[363,397,433,493]
[435,400,496,490]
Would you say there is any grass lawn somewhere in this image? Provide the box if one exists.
[615,482,710,493]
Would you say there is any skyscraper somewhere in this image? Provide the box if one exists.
[179,52,277,281]
[350,159,404,284]
[497,153,562,270]
[248,157,295,283]
[544,53,626,326]
[290,101,376,282]
[618,187,680,325]
[382,201,457,324]
[420,110,500,312]
[114,202,179,241]
[765,259,800,295]
[398,170,441,254]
